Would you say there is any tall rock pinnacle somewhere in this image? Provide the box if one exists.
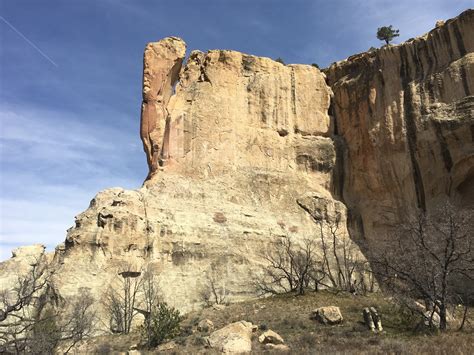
[140,37,186,179]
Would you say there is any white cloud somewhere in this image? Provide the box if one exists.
[0,104,144,261]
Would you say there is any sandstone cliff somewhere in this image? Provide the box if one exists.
[1,9,472,333]
[16,36,350,319]
[326,9,473,243]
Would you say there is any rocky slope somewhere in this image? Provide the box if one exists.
[326,9,474,243]
[1,9,472,333]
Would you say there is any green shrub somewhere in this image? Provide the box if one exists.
[141,302,183,348]
[275,57,285,65]
[376,25,400,45]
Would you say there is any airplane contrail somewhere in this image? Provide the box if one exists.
[0,14,58,67]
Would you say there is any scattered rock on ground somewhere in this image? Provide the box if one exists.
[258,330,284,345]
[197,319,215,332]
[423,311,441,328]
[311,306,343,325]
[208,320,254,353]
[128,343,139,350]
[156,341,176,352]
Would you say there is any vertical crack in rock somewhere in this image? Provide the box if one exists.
[400,46,426,211]
[325,9,474,242]
[138,190,153,257]
[140,37,187,180]
[460,64,471,96]
[453,21,467,56]
[331,136,347,200]
[432,121,453,173]
[291,67,297,115]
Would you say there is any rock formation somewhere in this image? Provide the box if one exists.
[23,32,351,319]
[1,9,472,334]
[326,9,474,243]
[140,37,186,178]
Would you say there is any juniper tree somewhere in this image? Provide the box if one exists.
[377,25,400,45]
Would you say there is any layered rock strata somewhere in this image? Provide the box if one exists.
[26,37,352,320]
[326,9,474,242]
[1,9,472,333]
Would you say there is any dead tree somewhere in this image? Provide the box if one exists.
[317,218,360,292]
[0,258,55,353]
[140,267,161,347]
[256,237,319,295]
[200,262,229,305]
[0,259,94,353]
[60,288,96,354]
[371,202,474,331]
[104,269,143,334]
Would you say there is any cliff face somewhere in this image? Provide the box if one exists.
[1,9,472,331]
[36,38,352,317]
[141,39,333,180]
[326,9,474,242]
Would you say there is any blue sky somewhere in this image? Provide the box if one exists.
[0,0,471,260]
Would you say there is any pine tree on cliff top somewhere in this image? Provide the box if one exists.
[377,25,400,45]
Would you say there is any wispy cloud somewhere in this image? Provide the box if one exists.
[0,104,144,261]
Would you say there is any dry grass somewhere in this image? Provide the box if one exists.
[75,291,474,354]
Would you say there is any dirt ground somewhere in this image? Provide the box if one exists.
[76,291,474,354]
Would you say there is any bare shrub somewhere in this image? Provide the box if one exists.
[256,236,319,295]
[316,218,362,293]
[104,269,143,334]
[140,267,162,347]
[0,260,94,354]
[371,202,474,331]
[60,288,96,353]
[256,217,367,296]
[200,262,229,306]
[0,258,56,353]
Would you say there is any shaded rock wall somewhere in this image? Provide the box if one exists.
[326,9,474,242]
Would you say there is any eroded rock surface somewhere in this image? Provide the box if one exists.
[326,9,474,242]
[37,37,351,321]
[1,9,472,336]
[140,37,186,178]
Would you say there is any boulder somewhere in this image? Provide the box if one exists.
[208,321,254,353]
[156,341,176,352]
[311,306,343,325]
[423,311,441,328]
[197,319,214,332]
[258,330,284,345]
